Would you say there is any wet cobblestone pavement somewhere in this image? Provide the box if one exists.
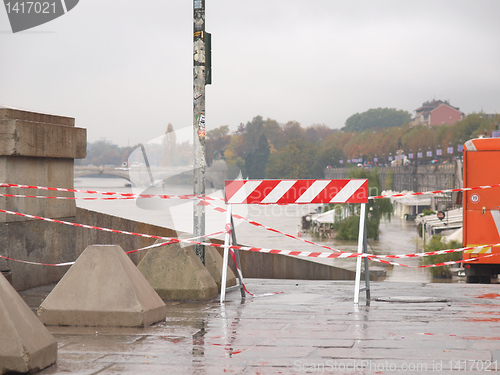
[20,280,500,374]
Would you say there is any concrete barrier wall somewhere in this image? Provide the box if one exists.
[1,207,180,291]
[0,217,78,291]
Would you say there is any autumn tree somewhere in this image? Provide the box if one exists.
[343,108,411,132]
[206,125,230,165]
[311,133,345,177]
[266,138,316,179]
[245,133,270,178]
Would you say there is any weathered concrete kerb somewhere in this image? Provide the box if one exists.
[0,273,56,374]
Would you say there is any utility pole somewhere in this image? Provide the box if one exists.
[193,0,211,264]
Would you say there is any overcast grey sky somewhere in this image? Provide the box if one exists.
[1,1,499,146]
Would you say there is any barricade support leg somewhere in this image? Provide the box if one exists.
[363,220,371,304]
[220,206,232,304]
[354,203,370,304]
[230,214,246,299]
[220,205,245,303]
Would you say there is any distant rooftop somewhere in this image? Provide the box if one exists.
[415,99,460,113]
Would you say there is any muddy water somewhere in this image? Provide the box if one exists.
[74,177,455,283]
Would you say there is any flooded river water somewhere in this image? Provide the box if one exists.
[74,177,457,283]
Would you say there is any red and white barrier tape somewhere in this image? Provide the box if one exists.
[3,182,497,255]
[369,183,500,200]
[4,181,500,202]
[0,208,174,241]
[0,228,225,267]
[0,254,75,267]
[370,253,497,269]
[202,200,496,261]
[2,188,471,257]
[0,193,136,201]
[0,188,347,255]
[0,183,221,201]
[4,188,484,259]
[3,182,500,271]
[125,230,226,256]
[3,207,500,271]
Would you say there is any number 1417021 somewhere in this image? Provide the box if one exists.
[448,360,497,371]
[5,2,57,14]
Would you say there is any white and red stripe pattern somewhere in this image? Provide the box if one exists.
[0,183,220,201]
[369,183,500,200]
[224,179,368,205]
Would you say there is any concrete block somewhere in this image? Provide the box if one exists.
[138,241,218,301]
[0,106,75,126]
[0,106,86,159]
[37,245,167,327]
[0,272,57,374]
[0,119,86,159]
[0,156,76,222]
[204,244,237,291]
[0,106,86,223]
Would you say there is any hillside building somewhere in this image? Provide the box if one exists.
[411,99,464,127]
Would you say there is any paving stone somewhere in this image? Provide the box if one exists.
[12,279,500,374]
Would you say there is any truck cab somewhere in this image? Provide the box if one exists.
[463,137,500,283]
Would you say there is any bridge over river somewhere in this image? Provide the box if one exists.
[74,166,132,180]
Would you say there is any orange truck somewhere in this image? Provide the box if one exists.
[463,137,500,283]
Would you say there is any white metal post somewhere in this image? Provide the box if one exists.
[220,205,232,304]
[354,203,366,304]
